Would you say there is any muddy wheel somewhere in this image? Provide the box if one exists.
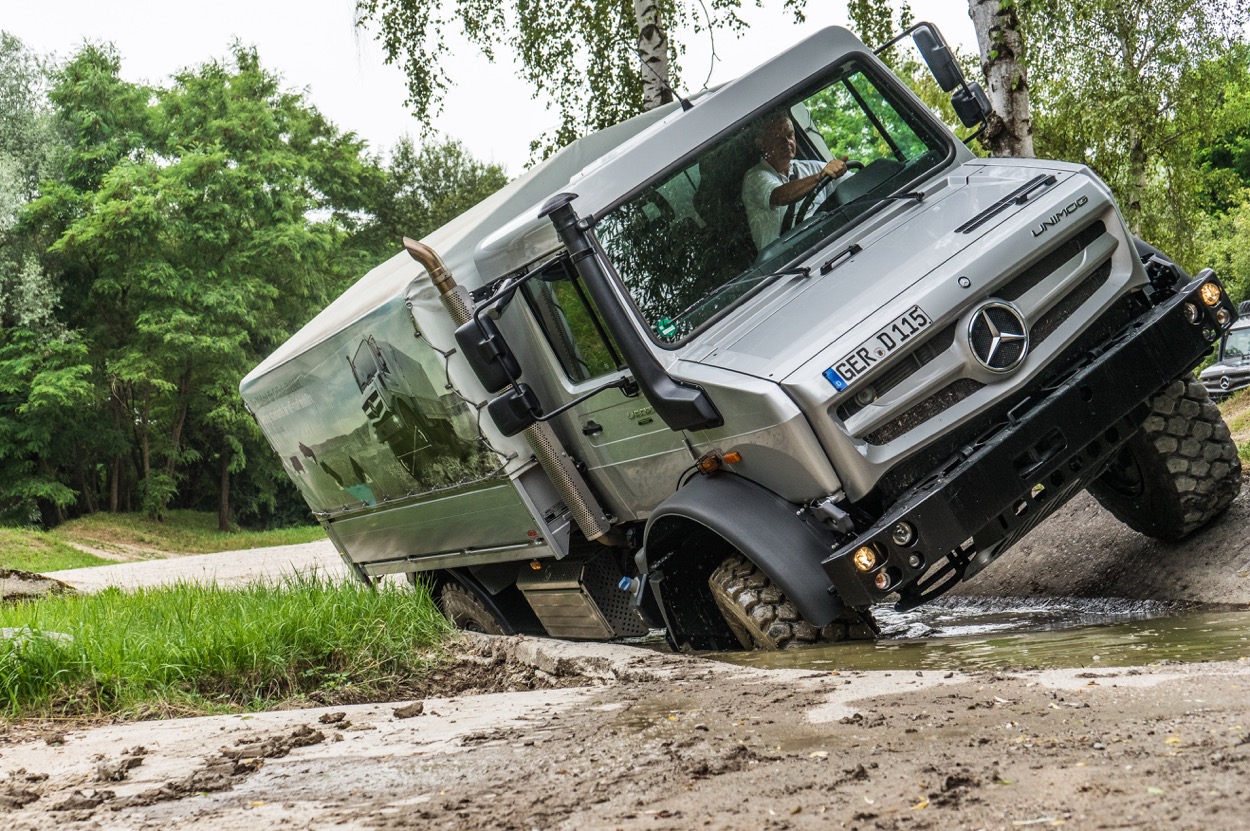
[438,583,507,635]
[1087,377,1242,541]
[708,553,874,650]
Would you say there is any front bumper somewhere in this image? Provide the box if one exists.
[822,274,1237,610]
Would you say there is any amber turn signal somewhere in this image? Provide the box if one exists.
[1199,281,1223,307]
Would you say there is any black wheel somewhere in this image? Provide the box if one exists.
[438,583,507,635]
[708,553,874,650]
[1087,377,1242,541]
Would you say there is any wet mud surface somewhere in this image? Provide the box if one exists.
[0,637,1247,830]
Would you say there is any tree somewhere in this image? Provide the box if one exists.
[969,0,1033,157]
[359,135,508,254]
[0,32,63,333]
[354,0,810,159]
[1022,0,1249,259]
[16,44,383,528]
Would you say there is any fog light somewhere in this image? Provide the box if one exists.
[891,521,916,547]
[907,553,925,569]
[1216,308,1232,327]
[874,571,894,591]
[1203,326,1216,341]
[852,545,879,572]
[1183,302,1201,324]
[1200,281,1223,307]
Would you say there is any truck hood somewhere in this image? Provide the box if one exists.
[684,159,1089,382]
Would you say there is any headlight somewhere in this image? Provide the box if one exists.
[852,545,880,572]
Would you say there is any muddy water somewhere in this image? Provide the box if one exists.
[711,597,1250,671]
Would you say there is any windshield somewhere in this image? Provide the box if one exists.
[1224,328,1250,360]
[594,58,950,345]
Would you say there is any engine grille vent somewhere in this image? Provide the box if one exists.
[999,221,1106,302]
[864,379,985,446]
[837,324,957,421]
[1031,260,1112,346]
[848,222,1112,447]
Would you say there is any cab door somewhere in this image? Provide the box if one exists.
[519,257,693,521]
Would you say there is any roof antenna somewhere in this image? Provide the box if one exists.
[627,42,694,111]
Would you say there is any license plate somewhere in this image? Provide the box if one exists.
[823,306,932,391]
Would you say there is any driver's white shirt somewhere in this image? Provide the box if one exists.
[741,158,828,252]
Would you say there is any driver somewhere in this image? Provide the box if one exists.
[741,110,848,251]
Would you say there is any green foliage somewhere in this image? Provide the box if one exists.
[1196,192,1250,305]
[0,329,94,522]
[1022,0,1250,263]
[0,574,450,717]
[355,0,810,160]
[2,42,384,526]
[1195,49,1250,211]
[361,135,508,251]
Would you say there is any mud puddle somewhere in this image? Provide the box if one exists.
[712,596,1250,671]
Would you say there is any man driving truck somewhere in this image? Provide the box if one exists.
[741,109,849,251]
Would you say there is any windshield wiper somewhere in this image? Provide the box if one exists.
[842,190,926,210]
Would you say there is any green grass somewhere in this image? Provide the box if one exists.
[0,574,451,719]
[1218,389,1250,462]
[50,510,326,555]
[0,528,112,572]
[0,510,328,573]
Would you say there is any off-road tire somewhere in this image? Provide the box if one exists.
[708,553,875,650]
[438,583,507,635]
[1087,377,1242,541]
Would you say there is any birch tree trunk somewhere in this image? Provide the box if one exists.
[633,0,672,111]
[218,445,231,532]
[969,0,1034,157]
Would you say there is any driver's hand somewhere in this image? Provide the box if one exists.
[823,157,848,179]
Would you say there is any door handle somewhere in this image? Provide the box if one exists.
[581,420,603,436]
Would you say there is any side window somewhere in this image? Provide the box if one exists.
[523,256,625,383]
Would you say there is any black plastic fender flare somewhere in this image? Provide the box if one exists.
[642,474,846,629]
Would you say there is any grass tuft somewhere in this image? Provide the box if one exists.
[0,574,451,719]
[1218,389,1250,461]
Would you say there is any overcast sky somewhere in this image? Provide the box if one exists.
[5,1,979,174]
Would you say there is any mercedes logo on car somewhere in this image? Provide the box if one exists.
[968,302,1029,372]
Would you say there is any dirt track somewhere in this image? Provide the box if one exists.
[1,479,1247,830]
[1,635,1248,831]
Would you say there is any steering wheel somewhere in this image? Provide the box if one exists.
[793,160,864,226]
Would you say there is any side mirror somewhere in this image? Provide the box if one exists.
[488,384,542,437]
[951,82,991,128]
[454,314,522,394]
[914,26,963,93]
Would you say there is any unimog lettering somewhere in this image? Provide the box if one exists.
[1032,195,1089,237]
[242,23,1241,654]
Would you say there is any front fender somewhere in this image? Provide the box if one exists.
[643,474,845,629]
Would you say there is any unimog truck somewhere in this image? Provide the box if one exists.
[241,23,1242,650]
[1200,300,1250,401]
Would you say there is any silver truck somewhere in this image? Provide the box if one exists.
[1200,300,1250,401]
[241,24,1242,650]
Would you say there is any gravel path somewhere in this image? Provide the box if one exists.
[43,538,347,594]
